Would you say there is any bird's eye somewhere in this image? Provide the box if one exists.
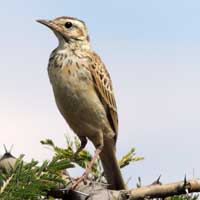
[64,22,72,29]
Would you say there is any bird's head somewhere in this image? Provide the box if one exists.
[37,16,90,49]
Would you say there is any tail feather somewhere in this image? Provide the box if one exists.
[99,139,126,190]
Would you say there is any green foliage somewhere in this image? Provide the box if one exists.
[165,194,199,200]
[0,155,71,200]
[119,148,144,169]
[41,137,101,178]
[0,136,142,199]
[41,136,143,180]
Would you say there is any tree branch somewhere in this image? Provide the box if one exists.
[127,178,200,199]
[48,178,200,200]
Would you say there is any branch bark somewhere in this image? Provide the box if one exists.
[48,178,200,200]
[127,178,200,199]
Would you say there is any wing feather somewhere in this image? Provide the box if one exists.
[85,51,118,140]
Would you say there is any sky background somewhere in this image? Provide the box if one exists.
[0,0,200,187]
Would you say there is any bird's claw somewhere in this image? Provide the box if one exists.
[70,173,89,190]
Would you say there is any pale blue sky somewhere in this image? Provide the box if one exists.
[0,1,200,187]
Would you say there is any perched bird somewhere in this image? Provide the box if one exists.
[0,145,16,173]
[37,16,125,190]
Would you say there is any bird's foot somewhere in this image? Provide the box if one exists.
[70,148,102,190]
[70,172,89,190]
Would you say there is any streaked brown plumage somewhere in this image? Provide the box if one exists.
[37,16,125,190]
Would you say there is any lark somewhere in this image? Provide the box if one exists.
[37,16,125,190]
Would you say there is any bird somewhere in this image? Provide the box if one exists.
[37,16,125,190]
[0,145,16,173]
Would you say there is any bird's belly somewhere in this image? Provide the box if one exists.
[50,69,107,136]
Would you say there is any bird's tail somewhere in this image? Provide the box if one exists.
[99,139,126,190]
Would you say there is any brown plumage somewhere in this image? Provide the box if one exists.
[37,16,125,190]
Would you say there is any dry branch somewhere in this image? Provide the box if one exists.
[127,178,200,199]
[48,178,200,200]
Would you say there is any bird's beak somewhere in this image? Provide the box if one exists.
[36,19,55,29]
[36,19,67,41]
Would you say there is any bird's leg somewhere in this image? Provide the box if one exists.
[71,146,103,189]
[73,136,87,158]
